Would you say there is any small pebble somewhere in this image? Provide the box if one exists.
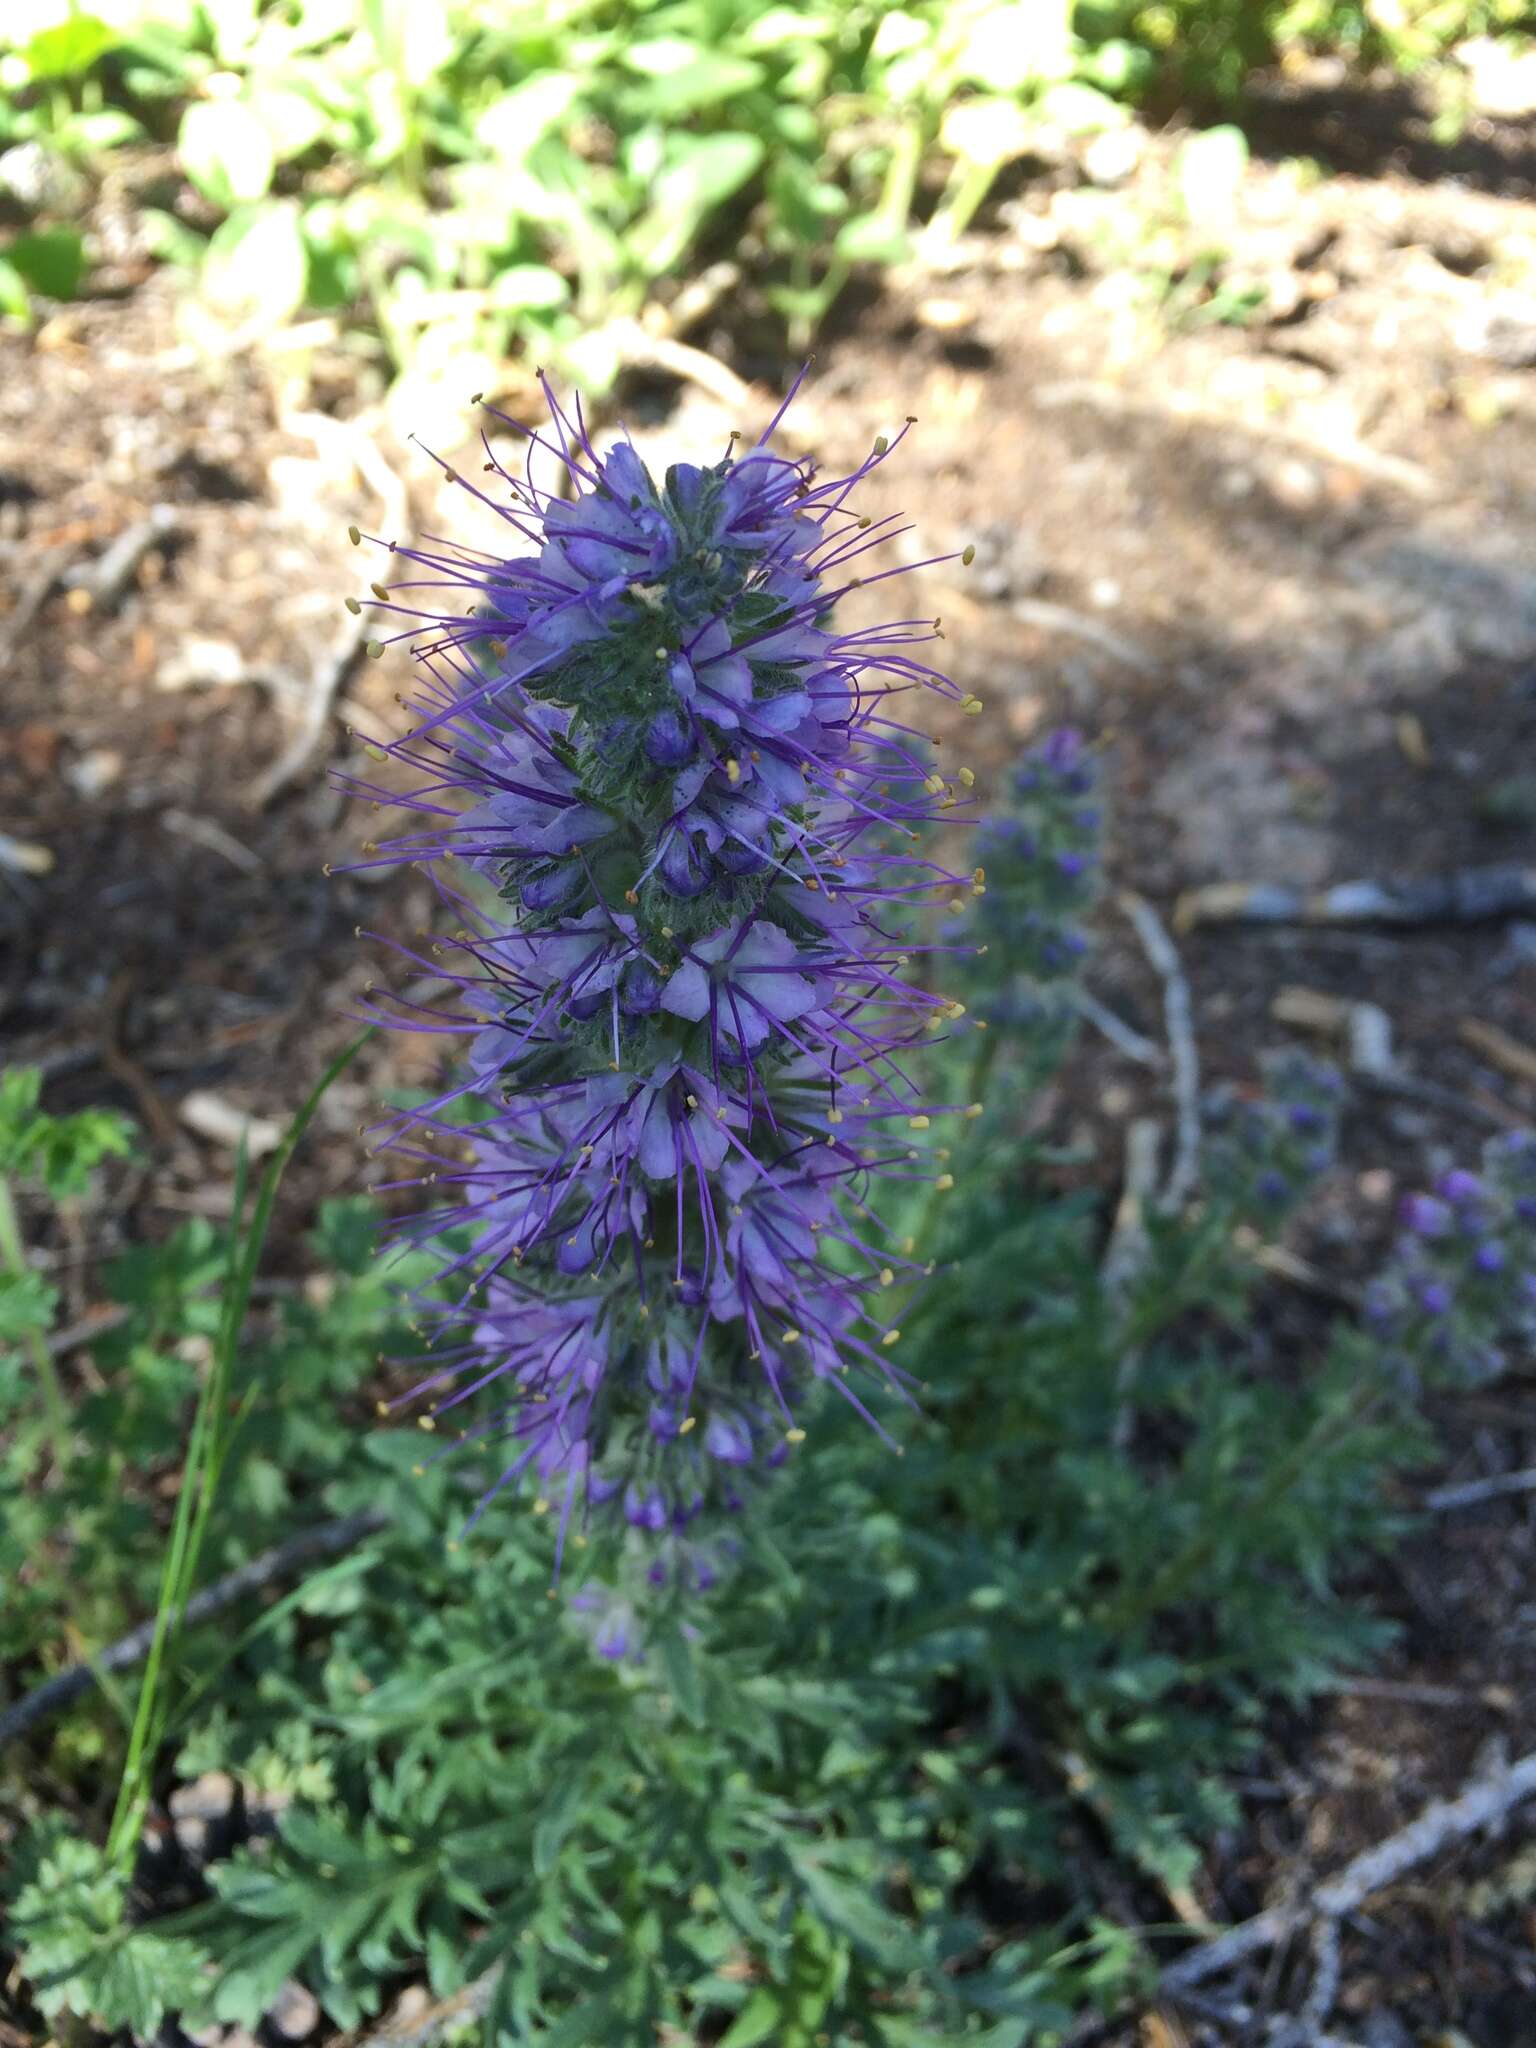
[266,1979,321,2043]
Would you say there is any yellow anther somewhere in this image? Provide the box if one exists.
[725,758,741,783]
[370,582,389,601]
[345,596,362,615]
[366,640,385,659]
[680,1416,697,1434]
[375,1400,389,1417]
[412,1464,425,1477]
[882,1329,901,1347]
[935,1173,955,1191]
[965,1101,984,1119]
[924,772,945,795]
[962,543,976,565]
[531,1498,549,1516]
[959,765,975,788]
[948,897,965,912]
[872,435,889,456]
[961,695,984,715]
[827,1107,844,1124]
[880,1267,895,1286]
[782,1328,802,1344]
[417,1415,436,1432]
[347,524,362,545]
[908,1115,930,1129]
[785,1426,807,1443]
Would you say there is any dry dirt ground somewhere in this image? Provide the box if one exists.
[3,79,1536,2046]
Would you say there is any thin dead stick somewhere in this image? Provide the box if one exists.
[1011,597,1155,674]
[1426,1466,1536,1512]
[1176,867,1536,934]
[358,1967,503,2048]
[1121,892,1200,1215]
[1031,379,1436,499]
[61,504,177,608]
[0,1509,388,1748]
[1104,1117,1162,1453]
[249,414,409,808]
[1459,1016,1536,1089]
[1073,987,1164,1067]
[1161,1747,1536,1996]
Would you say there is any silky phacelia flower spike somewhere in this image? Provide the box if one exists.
[339,373,978,1564]
[1362,1131,1536,1388]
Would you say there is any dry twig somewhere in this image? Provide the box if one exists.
[1121,892,1200,1214]
[0,1509,389,1748]
[1161,1746,1536,1999]
[248,414,409,808]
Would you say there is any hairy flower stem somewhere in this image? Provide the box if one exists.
[0,1171,71,1469]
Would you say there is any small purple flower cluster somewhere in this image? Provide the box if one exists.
[1204,1050,1344,1219]
[342,377,979,1567]
[1363,1134,1536,1385]
[960,728,1100,1028]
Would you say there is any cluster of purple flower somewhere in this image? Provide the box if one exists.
[342,376,980,1575]
[1363,1135,1536,1385]
[1203,1049,1344,1220]
[957,727,1100,1029]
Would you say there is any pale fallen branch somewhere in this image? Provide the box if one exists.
[1011,596,1155,674]
[62,504,177,608]
[358,1968,503,2048]
[1459,1016,1536,1089]
[1031,379,1436,499]
[1121,892,1200,1215]
[0,1509,389,1748]
[1073,987,1165,1067]
[612,317,761,416]
[1103,1116,1162,1453]
[1161,1746,1536,1996]
[248,413,409,808]
[1426,1465,1536,1512]
[1177,867,1536,934]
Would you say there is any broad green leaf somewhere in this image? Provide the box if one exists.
[834,212,911,265]
[952,1,1076,92]
[0,259,28,322]
[1176,124,1249,228]
[5,228,84,300]
[490,262,570,313]
[201,200,307,323]
[22,14,117,81]
[475,73,583,164]
[938,96,1032,168]
[719,1988,785,2047]
[247,82,331,162]
[629,132,764,278]
[179,99,275,211]
[1034,79,1126,135]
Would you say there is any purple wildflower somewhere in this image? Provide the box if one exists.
[342,375,977,1558]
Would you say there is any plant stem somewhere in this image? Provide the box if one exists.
[105,1032,370,1872]
[0,1171,72,1466]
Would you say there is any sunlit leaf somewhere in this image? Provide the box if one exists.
[179,99,275,210]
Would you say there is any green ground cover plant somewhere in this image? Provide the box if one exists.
[1,1,1529,381]
[5,707,1530,2039]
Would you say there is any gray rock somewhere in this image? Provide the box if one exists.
[1359,2012,1414,2048]
[265,1979,320,2043]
